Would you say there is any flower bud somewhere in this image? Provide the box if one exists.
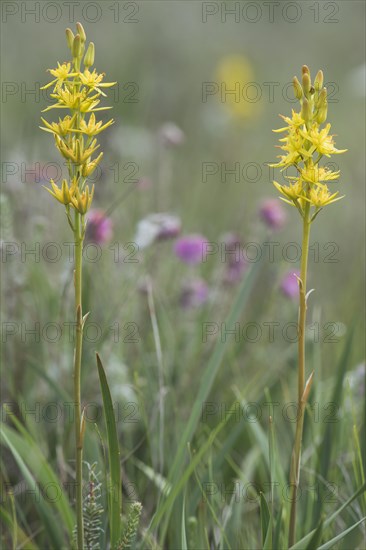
[76,22,86,43]
[72,34,82,59]
[317,87,327,110]
[65,28,74,50]
[301,97,310,123]
[316,106,327,124]
[314,70,324,91]
[75,138,82,164]
[302,65,310,76]
[293,76,303,100]
[84,42,95,68]
[302,72,311,97]
[61,179,71,204]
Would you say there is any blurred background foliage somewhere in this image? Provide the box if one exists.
[1,1,365,548]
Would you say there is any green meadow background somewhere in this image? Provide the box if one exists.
[1,1,365,548]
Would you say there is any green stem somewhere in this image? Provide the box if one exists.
[73,211,84,550]
[288,202,311,548]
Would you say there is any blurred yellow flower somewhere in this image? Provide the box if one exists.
[215,55,262,119]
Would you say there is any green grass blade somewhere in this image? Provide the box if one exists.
[0,428,65,548]
[290,482,366,549]
[260,492,272,549]
[0,506,39,550]
[0,419,74,535]
[273,504,283,550]
[317,516,366,550]
[314,328,354,522]
[132,457,171,496]
[156,260,261,538]
[305,517,323,550]
[96,352,122,549]
[151,418,228,532]
[181,493,188,550]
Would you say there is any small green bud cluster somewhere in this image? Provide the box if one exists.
[293,65,327,126]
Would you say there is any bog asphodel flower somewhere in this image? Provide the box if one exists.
[40,22,115,217]
[270,65,346,218]
[272,67,348,548]
[39,25,120,550]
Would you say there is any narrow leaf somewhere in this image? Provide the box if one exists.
[96,352,122,549]
[181,493,188,550]
[0,429,65,548]
[260,492,272,549]
[305,517,323,550]
[290,482,366,549]
[317,516,366,550]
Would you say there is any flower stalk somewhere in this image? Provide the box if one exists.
[40,23,115,549]
[270,65,346,547]
[73,212,84,550]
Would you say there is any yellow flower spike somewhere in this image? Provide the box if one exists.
[40,25,116,550]
[41,24,114,216]
[274,67,347,549]
[271,66,346,219]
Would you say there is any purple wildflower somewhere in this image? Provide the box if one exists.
[86,209,113,245]
[221,232,248,284]
[259,199,287,230]
[280,270,300,299]
[180,278,209,309]
[174,234,208,265]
